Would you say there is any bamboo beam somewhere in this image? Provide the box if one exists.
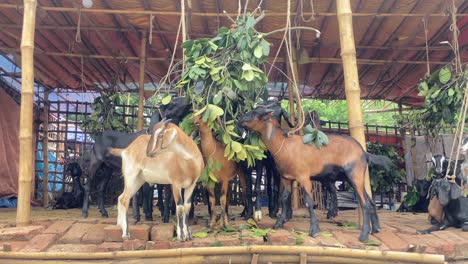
[41,89,49,207]
[335,0,372,214]
[137,32,147,130]
[0,245,446,263]
[0,46,454,65]
[0,4,465,17]
[16,0,37,227]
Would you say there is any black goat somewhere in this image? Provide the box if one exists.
[55,162,84,209]
[82,97,191,221]
[417,178,468,234]
[431,154,464,181]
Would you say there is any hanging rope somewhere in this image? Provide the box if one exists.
[181,0,187,74]
[285,0,305,135]
[449,0,462,74]
[75,8,82,43]
[149,15,154,45]
[300,0,315,22]
[80,56,86,91]
[422,16,430,77]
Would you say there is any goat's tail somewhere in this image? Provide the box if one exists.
[107,148,124,157]
[366,153,393,171]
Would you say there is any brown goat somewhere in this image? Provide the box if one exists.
[193,115,247,228]
[240,106,380,242]
[428,196,444,224]
[108,120,204,241]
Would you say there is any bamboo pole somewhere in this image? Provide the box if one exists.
[0,245,445,264]
[137,32,147,131]
[16,0,37,227]
[0,4,465,17]
[335,0,372,226]
[41,89,49,207]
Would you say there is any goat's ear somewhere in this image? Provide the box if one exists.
[449,182,463,200]
[161,128,177,149]
[265,118,276,141]
[147,126,165,156]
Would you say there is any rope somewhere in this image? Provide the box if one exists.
[272,137,285,156]
[449,0,462,74]
[181,0,187,74]
[80,56,86,91]
[75,8,82,43]
[300,0,315,22]
[422,17,430,76]
[149,15,154,45]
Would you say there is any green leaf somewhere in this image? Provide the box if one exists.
[209,172,218,182]
[213,91,223,105]
[231,141,242,153]
[193,105,208,117]
[192,232,208,238]
[242,63,253,71]
[302,133,314,144]
[418,81,429,91]
[448,88,454,97]
[242,70,254,81]
[161,94,172,105]
[363,240,382,246]
[208,104,224,118]
[320,231,333,237]
[303,124,314,134]
[439,67,451,84]
[254,45,263,58]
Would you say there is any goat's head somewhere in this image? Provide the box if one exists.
[67,162,82,178]
[147,119,177,157]
[431,178,463,207]
[160,96,191,124]
[431,154,446,176]
[460,137,468,155]
[240,106,275,139]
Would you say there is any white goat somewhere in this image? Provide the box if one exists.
[108,120,204,241]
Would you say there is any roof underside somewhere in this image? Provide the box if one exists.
[0,0,467,106]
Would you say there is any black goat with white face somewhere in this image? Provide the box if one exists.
[431,154,465,184]
[417,178,468,234]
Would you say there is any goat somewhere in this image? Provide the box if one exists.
[193,114,247,228]
[431,154,465,182]
[417,178,468,234]
[239,105,380,242]
[54,162,84,209]
[82,97,191,221]
[459,137,468,184]
[108,120,204,241]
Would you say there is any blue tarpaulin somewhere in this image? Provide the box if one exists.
[36,142,64,200]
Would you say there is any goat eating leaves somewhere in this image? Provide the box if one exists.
[240,106,380,242]
[108,119,204,241]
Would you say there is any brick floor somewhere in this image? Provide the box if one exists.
[0,241,29,252]
[59,223,94,244]
[81,224,108,244]
[47,244,99,253]
[43,220,75,235]
[150,223,173,241]
[0,226,45,241]
[19,233,58,252]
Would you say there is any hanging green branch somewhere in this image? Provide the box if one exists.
[176,13,272,168]
[404,65,467,136]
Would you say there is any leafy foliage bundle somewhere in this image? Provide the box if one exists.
[404,65,467,136]
[176,13,272,186]
[366,141,405,193]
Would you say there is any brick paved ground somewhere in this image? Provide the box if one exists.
[0,206,466,262]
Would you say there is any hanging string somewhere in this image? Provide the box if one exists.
[149,15,154,45]
[80,56,86,91]
[422,17,430,77]
[75,8,82,43]
[181,0,187,73]
[300,0,315,22]
[449,0,462,74]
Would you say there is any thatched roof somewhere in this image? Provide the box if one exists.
[0,0,467,105]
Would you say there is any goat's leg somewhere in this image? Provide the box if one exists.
[271,166,281,218]
[207,186,217,228]
[117,178,144,240]
[242,168,254,220]
[156,184,164,215]
[82,182,91,218]
[172,185,191,241]
[301,180,320,237]
[273,178,292,229]
[162,185,172,223]
[142,183,154,221]
[132,189,141,223]
[323,181,338,219]
[237,170,249,219]
[182,183,196,241]
[349,165,374,242]
[97,175,111,218]
[253,162,263,221]
[220,180,230,227]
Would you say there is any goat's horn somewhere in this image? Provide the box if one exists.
[163,118,172,126]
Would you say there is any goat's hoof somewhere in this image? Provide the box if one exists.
[358,233,369,243]
[101,212,109,218]
[416,230,428,235]
[326,211,338,220]
[122,235,130,240]
[144,215,153,221]
[272,222,284,229]
[81,213,88,218]
[254,210,262,222]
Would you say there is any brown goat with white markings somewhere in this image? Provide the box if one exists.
[240,106,380,242]
[108,120,204,241]
[193,115,247,228]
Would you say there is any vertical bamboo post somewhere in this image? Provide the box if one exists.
[137,31,147,131]
[17,0,37,227]
[336,0,372,224]
[42,89,49,207]
[286,49,301,210]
